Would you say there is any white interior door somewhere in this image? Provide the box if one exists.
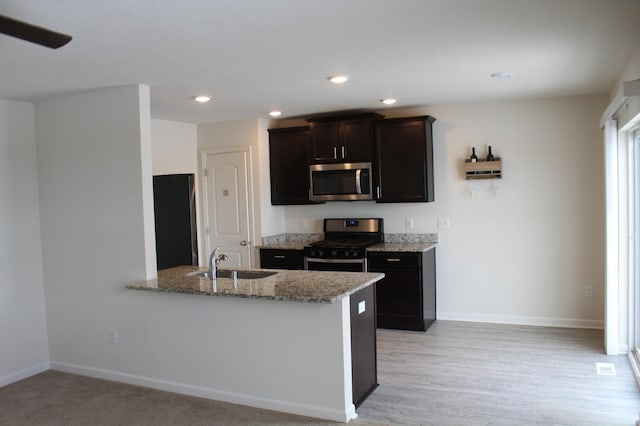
[204,150,251,269]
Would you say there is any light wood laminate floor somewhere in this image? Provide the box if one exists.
[358,321,640,425]
[2,321,638,425]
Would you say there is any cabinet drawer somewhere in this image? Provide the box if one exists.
[367,252,421,268]
[259,249,304,270]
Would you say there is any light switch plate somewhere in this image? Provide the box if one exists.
[358,300,366,314]
[438,218,450,229]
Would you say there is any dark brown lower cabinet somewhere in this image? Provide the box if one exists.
[350,284,378,407]
[258,249,304,270]
[368,249,436,331]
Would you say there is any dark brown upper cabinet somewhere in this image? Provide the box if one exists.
[374,116,436,203]
[268,126,319,205]
[308,113,382,163]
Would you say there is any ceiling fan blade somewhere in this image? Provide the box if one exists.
[0,14,72,49]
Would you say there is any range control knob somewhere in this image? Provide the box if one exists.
[330,249,338,257]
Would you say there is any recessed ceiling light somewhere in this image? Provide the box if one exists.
[269,110,283,117]
[193,95,211,103]
[490,72,513,80]
[381,98,397,105]
[328,75,349,84]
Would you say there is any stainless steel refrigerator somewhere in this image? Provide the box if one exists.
[153,174,198,270]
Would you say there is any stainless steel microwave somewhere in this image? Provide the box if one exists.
[309,162,373,201]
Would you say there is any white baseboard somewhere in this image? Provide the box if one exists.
[51,362,355,423]
[0,361,50,388]
[437,311,604,329]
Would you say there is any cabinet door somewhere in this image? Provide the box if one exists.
[375,116,435,202]
[374,269,422,322]
[309,114,381,163]
[268,127,315,205]
[259,249,304,270]
[309,121,340,162]
[341,119,373,162]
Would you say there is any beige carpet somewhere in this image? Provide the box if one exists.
[0,370,384,425]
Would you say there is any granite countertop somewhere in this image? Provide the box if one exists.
[368,242,437,253]
[259,233,438,253]
[126,266,384,304]
[257,233,322,250]
[259,241,437,253]
[257,241,309,250]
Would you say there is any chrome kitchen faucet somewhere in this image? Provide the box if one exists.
[208,246,228,287]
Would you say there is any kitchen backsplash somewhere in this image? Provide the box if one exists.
[384,233,438,243]
[262,232,438,245]
[261,233,323,245]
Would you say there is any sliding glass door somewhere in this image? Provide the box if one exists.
[632,128,640,356]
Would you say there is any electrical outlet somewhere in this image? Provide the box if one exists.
[405,218,414,230]
[109,328,118,344]
[585,286,593,297]
[438,218,450,229]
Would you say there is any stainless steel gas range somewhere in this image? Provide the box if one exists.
[303,218,383,272]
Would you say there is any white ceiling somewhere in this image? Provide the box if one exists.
[1,0,639,124]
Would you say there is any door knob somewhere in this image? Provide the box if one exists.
[240,240,248,246]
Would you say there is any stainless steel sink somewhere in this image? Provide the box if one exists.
[189,270,213,279]
[218,270,277,279]
[188,270,277,280]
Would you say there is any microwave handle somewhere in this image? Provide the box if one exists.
[355,169,362,194]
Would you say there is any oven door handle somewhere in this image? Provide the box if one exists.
[304,257,365,264]
[304,257,367,272]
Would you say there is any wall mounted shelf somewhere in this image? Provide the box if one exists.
[464,159,502,180]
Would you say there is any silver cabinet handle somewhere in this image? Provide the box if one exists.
[274,255,286,259]
[386,258,401,262]
[333,146,338,159]
[341,146,345,158]
[240,240,248,246]
[376,186,381,199]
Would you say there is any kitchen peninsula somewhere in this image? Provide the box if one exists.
[126,266,384,422]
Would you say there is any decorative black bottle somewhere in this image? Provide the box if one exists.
[470,147,478,163]
[486,146,495,161]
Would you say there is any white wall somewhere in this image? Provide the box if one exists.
[612,42,640,101]
[281,95,608,328]
[0,100,50,385]
[612,41,640,130]
[150,119,197,175]
[36,85,155,366]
